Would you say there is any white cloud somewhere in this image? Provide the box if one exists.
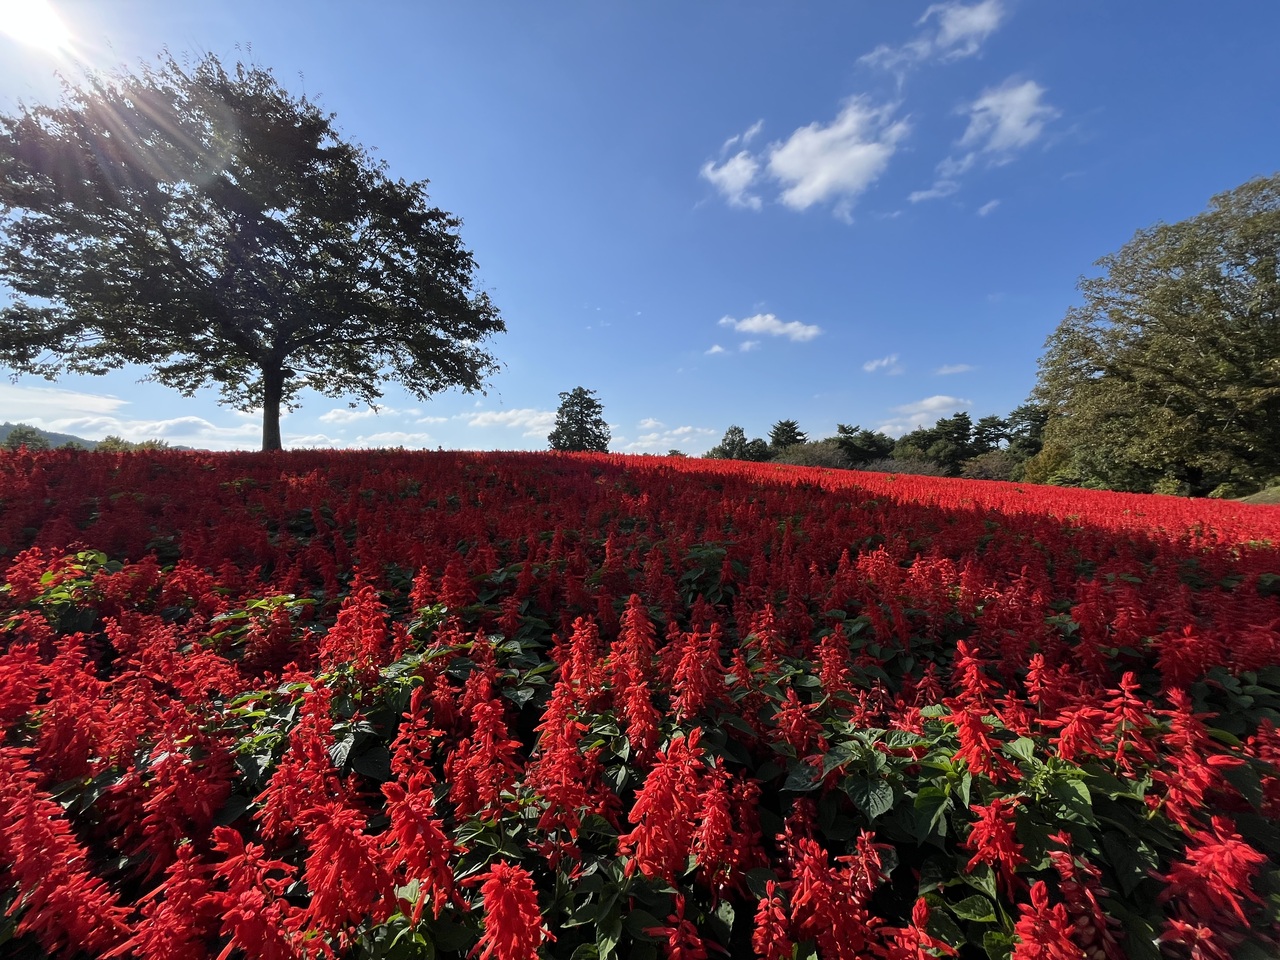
[935,363,975,374]
[638,417,664,429]
[766,98,910,218]
[700,151,762,210]
[463,408,557,438]
[921,0,1005,60]
[860,0,1005,72]
[286,433,345,448]
[722,119,764,152]
[415,415,449,424]
[863,353,904,374]
[705,344,727,355]
[352,431,436,448]
[917,78,1057,202]
[877,394,972,436]
[740,340,760,352]
[45,413,261,449]
[623,425,717,452]
[319,406,387,424]
[719,313,823,342]
[959,78,1058,157]
[0,383,129,420]
[908,180,959,203]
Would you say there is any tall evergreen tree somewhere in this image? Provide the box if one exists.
[548,387,610,452]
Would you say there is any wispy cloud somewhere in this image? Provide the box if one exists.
[877,394,972,436]
[935,363,975,374]
[705,344,727,355]
[700,120,766,209]
[638,417,664,429]
[700,151,762,210]
[913,78,1058,202]
[0,382,128,419]
[319,405,389,424]
[863,353,904,374]
[351,431,436,448]
[909,180,959,203]
[976,199,1000,216]
[740,340,760,352]
[719,313,823,343]
[462,408,557,438]
[860,0,1006,73]
[624,424,717,452]
[960,78,1059,157]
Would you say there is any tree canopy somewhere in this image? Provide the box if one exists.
[704,425,770,462]
[768,419,808,450]
[1031,172,1280,495]
[0,53,503,451]
[548,387,610,453]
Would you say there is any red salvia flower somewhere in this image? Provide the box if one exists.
[299,801,397,938]
[883,898,958,960]
[471,860,552,960]
[1159,815,1267,927]
[381,774,460,922]
[964,798,1027,896]
[618,729,706,882]
[645,895,721,960]
[752,881,793,960]
[1011,882,1080,960]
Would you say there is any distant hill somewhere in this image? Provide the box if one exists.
[0,421,99,449]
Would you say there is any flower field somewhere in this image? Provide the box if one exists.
[2,447,1279,959]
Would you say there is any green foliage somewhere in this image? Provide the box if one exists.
[2,424,49,451]
[895,412,977,476]
[548,387,610,452]
[1033,172,1280,494]
[832,424,896,467]
[704,425,771,462]
[0,52,503,452]
[770,439,850,469]
[768,419,808,450]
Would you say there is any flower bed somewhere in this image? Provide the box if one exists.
[1,448,1278,958]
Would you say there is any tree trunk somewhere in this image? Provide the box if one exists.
[261,364,284,452]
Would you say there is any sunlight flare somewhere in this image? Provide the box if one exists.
[0,0,73,54]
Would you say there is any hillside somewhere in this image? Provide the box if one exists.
[0,421,98,449]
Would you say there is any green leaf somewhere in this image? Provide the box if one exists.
[913,786,951,841]
[784,761,823,792]
[1101,831,1158,896]
[845,776,895,821]
[1003,737,1037,764]
[982,930,1016,960]
[950,894,996,923]
[624,908,663,941]
[961,862,998,900]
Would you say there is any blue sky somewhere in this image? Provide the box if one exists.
[1,1,1277,452]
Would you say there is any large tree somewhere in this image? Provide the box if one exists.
[548,387,610,453]
[0,54,503,451]
[1032,173,1280,494]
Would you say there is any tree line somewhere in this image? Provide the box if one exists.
[703,406,1046,481]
